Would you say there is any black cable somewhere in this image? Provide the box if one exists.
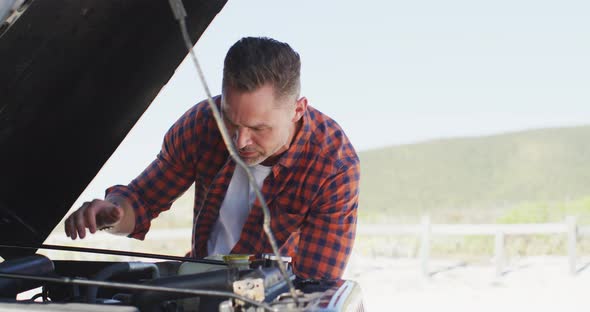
[28,293,43,301]
[42,286,49,302]
[0,244,224,265]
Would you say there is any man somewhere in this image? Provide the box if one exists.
[64,37,360,280]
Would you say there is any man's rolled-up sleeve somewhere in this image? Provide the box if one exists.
[106,108,199,240]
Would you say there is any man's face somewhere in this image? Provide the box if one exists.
[221,84,306,166]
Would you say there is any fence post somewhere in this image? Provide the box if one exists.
[494,230,505,278]
[567,216,577,275]
[419,215,431,279]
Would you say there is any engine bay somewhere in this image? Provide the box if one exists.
[0,253,363,312]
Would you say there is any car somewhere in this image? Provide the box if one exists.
[0,1,364,311]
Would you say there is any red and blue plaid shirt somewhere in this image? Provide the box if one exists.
[106,96,360,280]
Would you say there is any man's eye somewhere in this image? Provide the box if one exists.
[223,119,235,128]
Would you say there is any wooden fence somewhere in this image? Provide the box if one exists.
[357,216,588,278]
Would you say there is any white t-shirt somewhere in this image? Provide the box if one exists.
[207,164,272,255]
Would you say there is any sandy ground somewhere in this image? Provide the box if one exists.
[343,253,590,312]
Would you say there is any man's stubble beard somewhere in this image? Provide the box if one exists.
[243,142,285,167]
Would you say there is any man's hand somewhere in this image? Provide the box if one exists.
[64,198,134,239]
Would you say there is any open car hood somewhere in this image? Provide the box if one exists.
[0,0,227,259]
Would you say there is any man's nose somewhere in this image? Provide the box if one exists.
[235,127,252,149]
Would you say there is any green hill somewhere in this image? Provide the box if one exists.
[358,125,590,223]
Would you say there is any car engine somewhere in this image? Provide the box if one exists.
[0,253,364,311]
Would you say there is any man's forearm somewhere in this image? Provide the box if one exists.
[105,195,136,235]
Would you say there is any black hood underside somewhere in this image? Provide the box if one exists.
[0,0,227,259]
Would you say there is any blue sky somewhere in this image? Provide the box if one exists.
[77,0,590,202]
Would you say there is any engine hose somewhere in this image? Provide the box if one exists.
[86,262,160,303]
[134,268,243,312]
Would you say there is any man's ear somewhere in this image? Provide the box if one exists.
[292,96,308,122]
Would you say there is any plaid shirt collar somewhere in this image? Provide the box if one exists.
[277,107,312,169]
